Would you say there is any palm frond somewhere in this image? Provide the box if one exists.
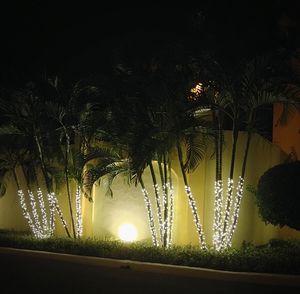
[0,125,23,136]
[184,134,207,173]
[101,174,115,198]
[0,169,9,197]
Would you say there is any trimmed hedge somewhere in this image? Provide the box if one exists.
[256,161,300,231]
[0,230,299,275]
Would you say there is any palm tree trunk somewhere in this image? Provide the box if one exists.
[163,154,169,247]
[149,161,164,245]
[221,122,239,247]
[34,135,52,193]
[167,158,174,248]
[158,158,166,243]
[21,164,33,191]
[140,177,158,246]
[177,142,207,250]
[20,165,49,235]
[75,185,83,238]
[212,110,224,250]
[12,168,21,191]
[228,130,252,244]
[13,168,37,236]
[64,132,77,238]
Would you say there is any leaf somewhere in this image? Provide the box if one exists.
[184,134,206,172]
[0,125,23,136]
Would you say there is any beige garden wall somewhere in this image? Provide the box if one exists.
[1,131,299,247]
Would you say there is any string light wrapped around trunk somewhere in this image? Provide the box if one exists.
[75,186,83,238]
[184,185,207,250]
[141,187,159,247]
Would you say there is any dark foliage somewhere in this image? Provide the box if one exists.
[256,161,300,230]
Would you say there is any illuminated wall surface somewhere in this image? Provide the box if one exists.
[273,103,300,160]
[1,131,299,246]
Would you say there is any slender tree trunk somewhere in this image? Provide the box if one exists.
[229,125,239,179]
[221,122,239,246]
[158,158,165,244]
[212,110,224,249]
[64,132,77,238]
[228,130,252,244]
[218,118,223,180]
[12,168,21,191]
[140,177,158,246]
[158,159,164,188]
[34,135,52,193]
[241,131,252,179]
[149,161,164,245]
[14,167,37,235]
[167,158,174,247]
[177,142,207,250]
[21,164,33,191]
[212,111,220,181]
[163,154,169,247]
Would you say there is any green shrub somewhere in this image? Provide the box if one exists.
[0,230,300,274]
[256,161,300,231]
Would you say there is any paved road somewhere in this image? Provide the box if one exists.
[0,251,298,294]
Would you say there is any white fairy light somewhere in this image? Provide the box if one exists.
[167,183,174,248]
[75,186,83,238]
[184,185,207,250]
[50,193,69,232]
[37,188,48,232]
[18,190,38,237]
[219,178,234,250]
[18,189,55,239]
[227,176,245,247]
[213,180,223,251]
[47,192,56,232]
[162,183,169,246]
[153,183,164,245]
[28,190,43,235]
[141,187,159,247]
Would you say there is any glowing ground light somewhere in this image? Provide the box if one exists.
[118,223,138,242]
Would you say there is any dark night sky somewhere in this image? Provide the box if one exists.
[1,1,300,85]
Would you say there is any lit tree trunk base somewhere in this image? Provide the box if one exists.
[184,185,207,250]
[227,176,244,247]
[75,186,83,238]
[167,183,174,248]
[153,183,165,245]
[141,184,159,247]
[213,180,223,251]
[212,176,245,251]
[48,192,71,237]
[18,189,56,239]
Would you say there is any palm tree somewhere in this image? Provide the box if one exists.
[0,83,71,237]
[204,55,299,250]
[45,76,110,238]
[0,134,55,238]
[110,54,212,249]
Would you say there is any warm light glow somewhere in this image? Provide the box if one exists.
[188,82,204,101]
[118,223,138,242]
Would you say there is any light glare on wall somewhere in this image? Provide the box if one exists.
[118,223,138,242]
